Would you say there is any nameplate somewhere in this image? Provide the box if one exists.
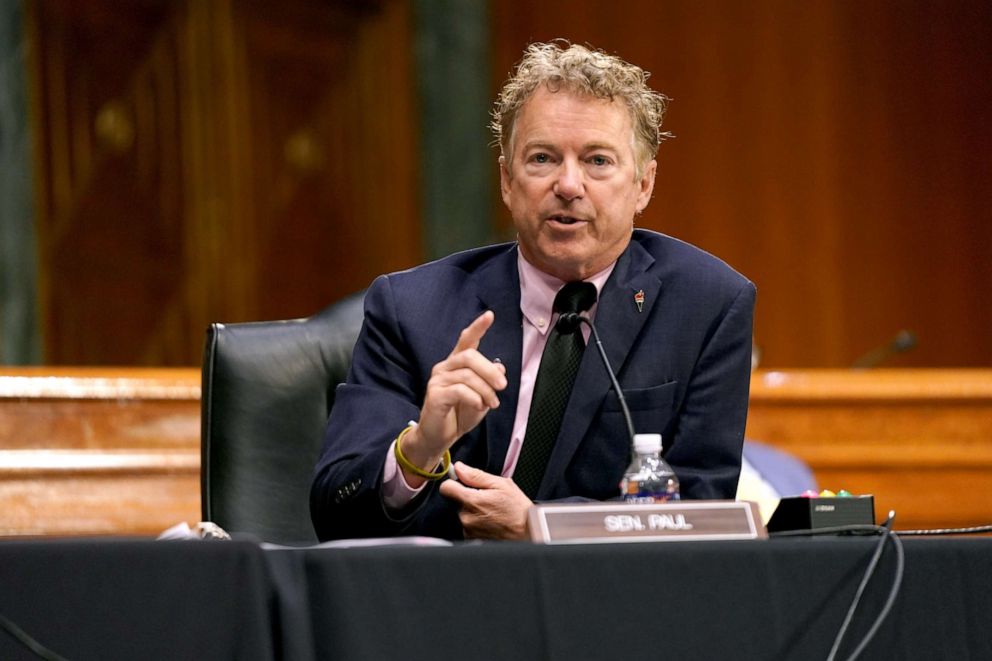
[528,500,766,545]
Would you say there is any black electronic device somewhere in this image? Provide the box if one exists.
[766,495,876,532]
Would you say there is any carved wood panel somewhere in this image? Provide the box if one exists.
[27,0,419,365]
[28,0,186,364]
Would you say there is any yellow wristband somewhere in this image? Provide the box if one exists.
[393,424,451,481]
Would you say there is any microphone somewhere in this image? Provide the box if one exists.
[560,312,638,458]
[852,330,917,368]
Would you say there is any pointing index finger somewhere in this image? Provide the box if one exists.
[450,310,495,356]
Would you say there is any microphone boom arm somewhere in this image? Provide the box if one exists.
[575,316,638,458]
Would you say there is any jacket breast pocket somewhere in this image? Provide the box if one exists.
[602,381,678,437]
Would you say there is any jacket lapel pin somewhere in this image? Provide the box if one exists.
[634,289,645,313]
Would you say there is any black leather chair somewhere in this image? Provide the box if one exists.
[200,291,365,545]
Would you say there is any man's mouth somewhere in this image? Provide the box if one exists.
[547,214,584,226]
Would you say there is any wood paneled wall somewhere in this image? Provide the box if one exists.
[26,0,420,365]
[491,0,992,368]
[23,0,992,367]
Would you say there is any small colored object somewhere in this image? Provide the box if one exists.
[837,490,853,497]
[819,489,836,497]
[800,490,819,498]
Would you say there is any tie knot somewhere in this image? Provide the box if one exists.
[553,281,597,333]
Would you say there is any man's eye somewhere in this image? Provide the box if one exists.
[531,153,550,164]
[590,155,611,166]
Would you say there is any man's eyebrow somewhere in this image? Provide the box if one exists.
[520,141,558,152]
[581,142,622,153]
[521,141,622,153]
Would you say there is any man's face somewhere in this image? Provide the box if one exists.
[500,86,657,282]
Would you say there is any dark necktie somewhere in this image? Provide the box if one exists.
[513,281,598,499]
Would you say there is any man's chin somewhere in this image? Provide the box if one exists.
[528,250,596,281]
[531,235,630,280]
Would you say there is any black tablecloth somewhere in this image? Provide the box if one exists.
[1,536,990,660]
[0,538,275,660]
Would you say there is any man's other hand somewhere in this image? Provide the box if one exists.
[440,462,532,540]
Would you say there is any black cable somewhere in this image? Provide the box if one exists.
[769,524,886,538]
[825,516,893,661]
[769,513,905,661]
[825,513,904,661]
[576,316,637,449]
[842,529,904,661]
[895,524,992,536]
[0,613,69,661]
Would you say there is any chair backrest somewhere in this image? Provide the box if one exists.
[200,291,365,545]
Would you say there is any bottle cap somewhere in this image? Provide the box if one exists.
[633,433,662,454]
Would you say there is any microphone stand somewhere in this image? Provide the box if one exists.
[566,314,638,462]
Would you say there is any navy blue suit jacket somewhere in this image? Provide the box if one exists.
[311,230,755,541]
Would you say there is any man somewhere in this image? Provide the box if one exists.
[311,42,755,541]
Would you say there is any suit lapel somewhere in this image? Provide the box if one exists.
[540,240,663,497]
[472,246,524,474]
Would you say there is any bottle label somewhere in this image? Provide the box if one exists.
[623,492,680,504]
[623,479,679,503]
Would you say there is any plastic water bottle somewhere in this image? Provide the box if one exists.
[621,434,680,503]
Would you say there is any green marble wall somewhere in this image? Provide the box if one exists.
[0,0,40,364]
[414,0,496,259]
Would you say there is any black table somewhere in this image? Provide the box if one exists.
[1,536,990,660]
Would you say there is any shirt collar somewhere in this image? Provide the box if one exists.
[517,250,616,336]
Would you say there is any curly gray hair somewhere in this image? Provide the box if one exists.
[491,41,671,179]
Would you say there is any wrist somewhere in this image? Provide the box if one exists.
[394,423,450,486]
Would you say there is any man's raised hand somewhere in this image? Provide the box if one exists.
[398,311,507,485]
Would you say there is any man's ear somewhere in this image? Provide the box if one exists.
[499,155,512,208]
[635,159,657,214]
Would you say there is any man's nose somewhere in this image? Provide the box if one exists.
[553,160,584,200]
